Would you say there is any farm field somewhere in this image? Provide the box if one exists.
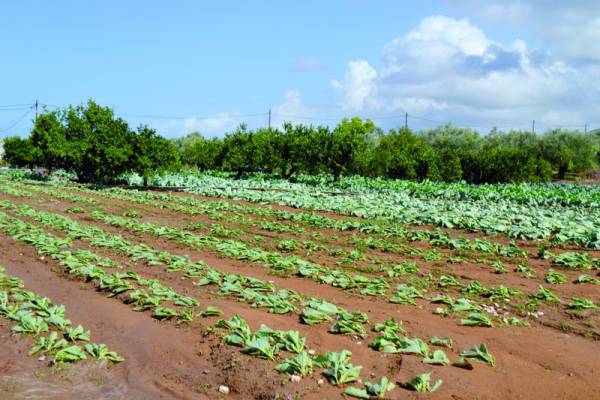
[0,172,599,400]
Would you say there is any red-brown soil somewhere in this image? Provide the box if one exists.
[0,184,599,400]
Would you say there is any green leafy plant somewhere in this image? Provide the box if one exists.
[400,372,442,392]
[423,349,450,365]
[53,345,87,364]
[330,312,366,336]
[12,314,49,335]
[64,324,91,342]
[199,306,224,317]
[545,269,567,284]
[429,336,453,349]
[29,332,68,356]
[460,344,495,367]
[345,376,396,399]
[553,252,593,270]
[242,336,279,360]
[85,343,124,362]
[568,297,597,310]
[575,274,600,284]
[460,312,493,327]
[531,285,561,303]
[153,307,178,320]
[275,351,313,376]
[317,350,362,386]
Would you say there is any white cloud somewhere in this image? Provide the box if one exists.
[270,90,330,127]
[330,15,599,130]
[149,111,258,138]
[330,79,343,90]
[447,1,600,62]
[335,60,377,111]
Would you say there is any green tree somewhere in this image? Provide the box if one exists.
[30,111,67,172]
[179,134,223,170]
[60,100,135,183]
[278,123,331,178]
[374,128,440,180]
[328,117,377,179]
[541,129,599,178]
[132,125,181,186]
[221,124,256,178]
[2,137,40,168]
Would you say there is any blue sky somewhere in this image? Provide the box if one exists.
[1,1,598,138]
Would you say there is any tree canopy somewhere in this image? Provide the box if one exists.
[2,100,598,184]
[3,100,180,184]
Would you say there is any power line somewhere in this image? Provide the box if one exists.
[0,105,34,111]
[13,101,600,133]
[0,103,34,108]
[118,111,267,120]
[39,103,268,121]
[0,106,34,133]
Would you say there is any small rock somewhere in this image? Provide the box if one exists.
[290,375,301,383]
[203,370,209,375]
[356,341,362,345]
[218,385,230,394]
[308,349,316,355]
[317,379,324,385]
[38,356,46,361]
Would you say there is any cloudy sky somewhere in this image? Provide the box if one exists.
[1,0,599,137]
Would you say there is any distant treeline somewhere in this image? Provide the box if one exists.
[172,119,599,183]
[2,100,599,184]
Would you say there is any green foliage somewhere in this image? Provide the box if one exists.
[2,137,40,168]
[318,350,363,386]
[429,336,453,349]
[460,312,493,327]
[423,349,450,365]
[460,343,495,367]
[275,351,313,376]
[11,100,179,183]
[400,373,442,392]
[568,297,597,310]
[85,343,124,362]
[545,269,567,284]
[53,345,87,364]
[242,336,279,360]
[345,376,396,399]
[553,252,593,270]
[131,125,181,186]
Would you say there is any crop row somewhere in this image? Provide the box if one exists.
[0,200,375,332]
[0,201,499,397]
[85,208,552,328]
[161,173,600,247]
[3,180,534,261]
[0,210,203,323]
[0,264,122,364]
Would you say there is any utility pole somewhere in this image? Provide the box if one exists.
[532,119,535,133]
[584,124,587,134]
[268,108,271,129]
[404,112,408,130]
[35,99,39,121]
